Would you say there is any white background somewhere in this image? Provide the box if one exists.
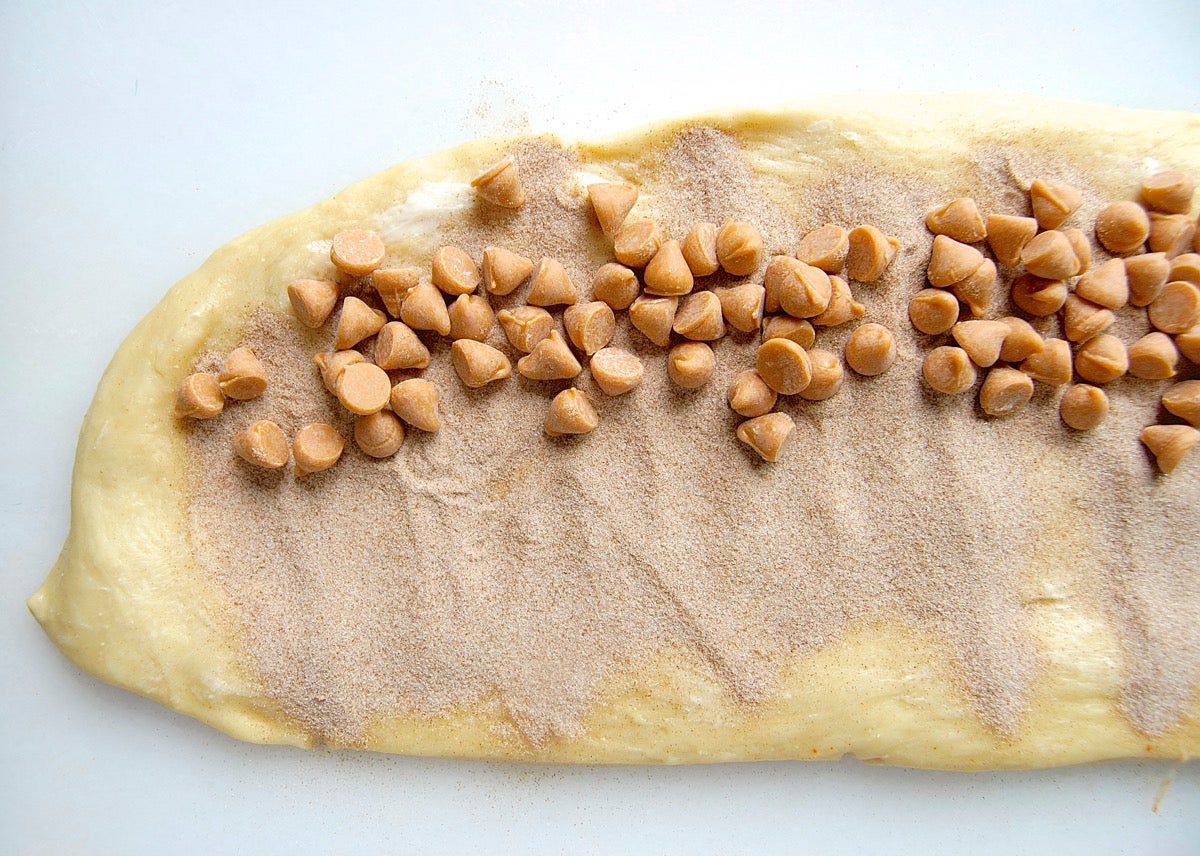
[3,1,1199,853]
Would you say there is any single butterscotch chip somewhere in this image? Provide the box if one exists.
[998,317,1044,363]
[1061,294,1115,343]
[927,234,984,288]
[544,388,598,437]
[925,198,986,244]
[613,220,663,269]
[1178,325,1200,364]
[844,323,896,377]
[643,240,695,296]
[727,370,778,417]
[951,259,997,317]
[846,225,899,282]
[314,349,364,395]
[1064,228,1092,274]
[334,296,388,350]
[756,337,812,394]
[980,366,1034,417]
[1141,169,1195,215]
[1010,274,1068,317]
[716,220,764,276]
[762,315,816,348]
[564,301,616,355]
[588,182,638,236]
[812,276,864,328]
[330,229,386,277]
[1125,253,1171,307]
[667,342,716,389]
[470,156,524,208]
[1095,201,1150,255]
[591,263,641,310]
[374,321,431,370]
[400,282,451,337]
[527,257,578,307]
[389,378,442,432]
[1029,179,1082,230]
[922,346,977,395]
[497,306,555,353]
[517,330,583,380]
[482,246,534,296]
[799,349,844,401]
[986,214,1038,267]
[1074,334,1128,384]
[336,362,391,415]
[287,279,340,328]
[450,339,512,388]
[431,246,481,296]
[447,294,495,342]
[1148,212,1197,258]
[672,291,725,341]
[736,412,795,463]
[1148,280,1200,334]
[908,289,960,335]
[771,258,832,319]
[1020,338,1072,386]
[175,373,224,419]
[681,222,720,277]
[628,294,678,347]
[716,282,766,333]
[292,423,344,477]
[1060,384,1109,431]
[232,420,289,469]
[796,224,850,273]
[372,268,419,317]
[1162,380,1200,426]
[1170,253,1200,286]
[1127,332,1179,380]
[1021,230,1080,280]
[589,347,644,396]
[354,410,405,458]
[1141,424,1199,474]
[218,347,268,400]
[951,319,1009,368]
[1074,258,1129,310]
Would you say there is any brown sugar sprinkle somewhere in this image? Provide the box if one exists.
[330,229,386,277]
[176,372,224,419]
[796,224,850,273]
[287,279,340,328]
[292,423,345,477]
[471,155,525,209]
[925,197,986,244]
[1029,178,1082,230]
[218,347,268,401]
[986,214,1038,267]
[482,246,534,296]
[588,182,638,236]
[372,268,419,317]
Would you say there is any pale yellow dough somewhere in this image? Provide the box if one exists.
[28,94,1200,768]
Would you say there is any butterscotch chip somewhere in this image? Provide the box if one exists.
[1162,380,1200,426]
[330,229,386,277]
[796,224,850,273]
[589,347,644,396]
[175,373,224,419]
[1148,280,1200,334]
[1020,338,1072,386]
[951,259,997,317]
[1125,253,1171,307]
[544,388,598,437]
[372,268,419,317]
[773,258,832,319]
[1064,228,1092,274]
[354,410,405,458]
[643,240,695,296]
[1141,424,1199,474]
[470,156,524,208]
[1010,274,1068,317]
[588,183,638,236]
[432,246,481,296]
[613,220,663,268]
[1074,334,1128,384]
[844,323,896,377]
[951,319,1009,368]
[497,306,555,353]
[564,301,616,354]
[1060,384,1109,431]
[1170,253,1200,286]
[756,338,812,394]
[1141,169,1195,215]
[811,276,864,327]
[922,346,977,395]
[400,283,451,336]
[1061,294,1115,343]
[908,289,960,335]
[736,412,795,463]
[314,349,364,395]
[1021,231,1080,280]
[762,315,815,348]
[232,420,289,469]
[450,339,512,388]
[292,423,344,477]
[727,370,778,417]
[998,317,1044,363]
[716,220,764,276]
[1178,325,1200,364]
[980,366,1034,417]
[374,321,431,370]
[667,342,716,389]
[1030,179,1082,230]
[218,347,268,400]
[1148,213,1197,258]
[927,234,984,288]
[628,295,678,347]
[799,349,844,401]
[846,225,899,282]
[716,282,766,333]
[672,291,725,341]
[986,214,1038,267]
[334,296,387,350]
[1095,201,1150,255]
[336,362,391,415]
[925,198,986,244]
[591,263,640,310]
[527,257,578,306]
[681,222,720,277]
[447,294,495,342]
[482,246,534,296]
[1075,258,1129,310]
[287,279,339,328]
[517,330,583,380]
[389,378,442,432]
[1127,332,1179,380]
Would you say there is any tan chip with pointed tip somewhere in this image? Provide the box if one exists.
[1148,281,1200,334]
[1010,274,1068,317]
[374,321,431,371]
[1074,334,1128,384]
[451,340,512,388]
[588,183,638,235]
[218,347,267,400]
[1148,213,1197,258]
[799,349,844,401]
[951,319,1009,368]
[1141,169,1195,215]
[232,420,289,469]
[951,259,997,317]
[527,257,578,306]
[1179,325,1200,364]
[980,367,1034,417]
[774,258,832,319]
[482,246,534,296]
[334,296,387,350]
[922,346,977,395]
[643,240,695,296]
[331,229,386,277]
[844,323,897,377]
[400,282,451,337]
[336,362,391,415]
[1061,294,1115,343]
[591,263,640,310]
[811,276,864,328]
[1060,384,1109,431]
[471,156,524,208]
[517,330,583,380]
[716,282,765,333]
[1095,201,1150,255]
[672,291,725,341]
[292,423,344,477]
[613,220,663,268]
[762,316,815,348]
[736,412,795,462]
[756,337,812,394]
[998,317,1044,363]
[715,221,764,276]
[372,268,419,318]
[1021,231,1080,280]
[727,370,777,417]
[1141,424,1198,474]
[1075,258,1129,310]
[1126,332,1179,380]
[908,289,960,335]
[354,410,405,458]
[796,224,849,273]
[681,222,719,276]
[1020,338,1072,386]
[447,294,495,342]
[1063,228,1091,275]
[544,388,598,437]
[314,349,364,395]
[1171,253,1200,286]
[1162,380,1200,426]
[1126,253,1171,307]
[288,279,340,328]
[925,198,986,244]
[1029,179,1082,230]
[986,214,1038,267]
[389,378,441,432]
[628,295,677,347]
[927,235,984,288]
[667,342,716,389]
[176,373,224,419]
[497,306,555,353]
[846,225,899,282]
[564,301,616,355]
[432,246,481,296]
[589,348,644,397]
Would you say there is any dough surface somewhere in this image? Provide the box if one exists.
[28,94,1200,768]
